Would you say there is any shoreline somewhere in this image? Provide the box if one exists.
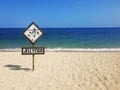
[1,48,120,52]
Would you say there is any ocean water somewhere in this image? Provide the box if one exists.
[0,28,120,50]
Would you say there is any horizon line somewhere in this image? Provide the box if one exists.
[0,27,120,28]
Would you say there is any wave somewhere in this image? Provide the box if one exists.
[46,48,120,52]
[1,48,120,52]
[0,48,21,52]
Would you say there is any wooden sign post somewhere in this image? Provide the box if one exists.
[22,22,45,71]
[32,44,35,71]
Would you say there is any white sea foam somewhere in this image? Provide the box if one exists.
[1,48,120,52]
[46,48,120,52]
[0,48,21,52]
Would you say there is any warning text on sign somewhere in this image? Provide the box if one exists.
[22,47,45,55]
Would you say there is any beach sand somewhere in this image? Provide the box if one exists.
[0,51,120,90]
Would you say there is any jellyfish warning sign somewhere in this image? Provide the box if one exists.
[22,22,45,71]
[23,22,44,44]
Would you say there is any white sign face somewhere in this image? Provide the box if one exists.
[23,22,43,44]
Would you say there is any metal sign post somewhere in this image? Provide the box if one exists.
[22,22,45,71]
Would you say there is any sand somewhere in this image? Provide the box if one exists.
[0,51,120,90]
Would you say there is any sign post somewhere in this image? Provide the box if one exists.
[32,44,34,71]
[22,22,45,71]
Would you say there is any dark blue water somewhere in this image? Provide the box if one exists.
[0,28,120,49]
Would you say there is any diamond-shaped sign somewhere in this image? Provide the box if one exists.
[23,22,44,44]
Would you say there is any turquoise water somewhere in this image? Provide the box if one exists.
[0,28,120,49]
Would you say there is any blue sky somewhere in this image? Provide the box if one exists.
[0,0,120,27]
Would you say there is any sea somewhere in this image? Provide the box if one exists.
[0,28,120,51]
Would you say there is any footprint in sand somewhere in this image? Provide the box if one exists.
[31,87,41,90]
[94,83,99,87]
[103,76,108,81]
